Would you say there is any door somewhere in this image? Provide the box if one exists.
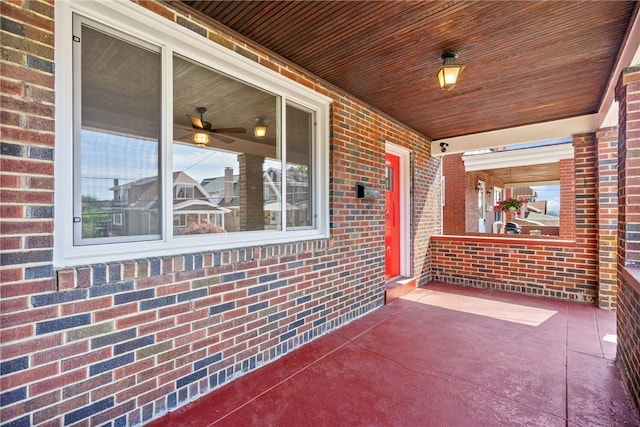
[477,181,486,232]
[493,187,503,232]
[385,153,401,280]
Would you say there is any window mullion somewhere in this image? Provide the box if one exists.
[163,45,174,243]
[280,97,287,231]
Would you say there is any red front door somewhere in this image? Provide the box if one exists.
[385,153,401,280]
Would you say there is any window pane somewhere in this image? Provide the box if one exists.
[77,23,161,242]
[286,105,313,228]
[172,55,279,235]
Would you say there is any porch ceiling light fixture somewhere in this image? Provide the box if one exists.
[437,51,465,90]
[254,118,267,139]
[192,131,211,147]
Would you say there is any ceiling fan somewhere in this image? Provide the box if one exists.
[186,107,247,144]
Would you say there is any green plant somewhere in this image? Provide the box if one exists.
[493,197,527,212]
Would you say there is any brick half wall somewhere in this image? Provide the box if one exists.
[617,268,640,416]
[430,235,598,302]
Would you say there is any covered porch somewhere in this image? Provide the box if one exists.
[148,283,638,426]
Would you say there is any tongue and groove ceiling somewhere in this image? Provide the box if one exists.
[177,1,637,146]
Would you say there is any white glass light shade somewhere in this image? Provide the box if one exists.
[437,53,465,90]
[192,131,211,147]
[254,125,267,139]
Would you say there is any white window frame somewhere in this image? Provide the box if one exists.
[112,212,124,226]
[173,214,187,228]
[175,185,195,200]
[54,0,331,267]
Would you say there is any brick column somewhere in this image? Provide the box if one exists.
[596,127,619,309]
[572,133,599,303]
[615,65,640,414]
[238,154,265,231]
[617,67,640,266]
[559,158,576,239]
[442,154,466,235]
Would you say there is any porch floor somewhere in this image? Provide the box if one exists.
[147,282,639,426]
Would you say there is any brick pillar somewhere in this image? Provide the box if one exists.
[572,133,599,304]
[616,67,640,266]
[615,65,640,417]
[238,154,264,231]
[596,127,619,309]
[559,158,576,239]
[442,154,466,235]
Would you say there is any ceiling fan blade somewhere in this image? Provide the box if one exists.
[212,127,247,134]
[174,130,192,140]
[187,114,204,129]
[211,133,234,144]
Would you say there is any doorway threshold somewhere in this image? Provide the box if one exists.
[385,276,416,304]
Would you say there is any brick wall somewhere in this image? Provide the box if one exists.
[559,158,576,239]
[0,1,440,425]
[616,66,640,417]
[442,154,466,235]
[618,270,640,415]
[431,235,597,302]
[442,153,504,234]
[596,127,619,309]
[434,133,599,303]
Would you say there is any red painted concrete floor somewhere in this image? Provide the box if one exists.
[148,282,639,426]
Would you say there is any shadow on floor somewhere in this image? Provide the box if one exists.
[148,282,639,426]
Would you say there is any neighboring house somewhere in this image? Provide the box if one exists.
[171,171,229,234]
[201,167,240,231]
[201,166,310,231]
[109,171,228,236]
[108,176,160,237]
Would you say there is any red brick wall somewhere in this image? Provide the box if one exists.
[615,66,640,417]
[618,270,640,414]
[596,127,619,309]
[431,235,597,302]
[0,1,441,425]
[559,158,576,239]
[433,133,599,303]
[442,153,504,234]
[442,154,466,235]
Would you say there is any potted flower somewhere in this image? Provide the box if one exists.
[493,197,527,213]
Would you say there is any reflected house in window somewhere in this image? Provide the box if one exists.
[201,166,308,231]
[110,171,229,236]
[201,167,240,232]
[172,171,229,235]
[109,176,160,237]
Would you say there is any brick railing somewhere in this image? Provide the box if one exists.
[618,268,640,416]
[430,235,597,303]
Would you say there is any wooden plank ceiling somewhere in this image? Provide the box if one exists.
[178,1,636,141]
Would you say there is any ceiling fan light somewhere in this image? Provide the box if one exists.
[437,52,465,90]
[192,131,211,147]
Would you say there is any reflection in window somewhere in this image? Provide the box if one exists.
[286,104,313,228]
[75,23,161,244]
[69,13,325,258]
[172,55,280,235]
[513,184,560,225]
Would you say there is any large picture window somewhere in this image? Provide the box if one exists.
[59,4,329,265]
